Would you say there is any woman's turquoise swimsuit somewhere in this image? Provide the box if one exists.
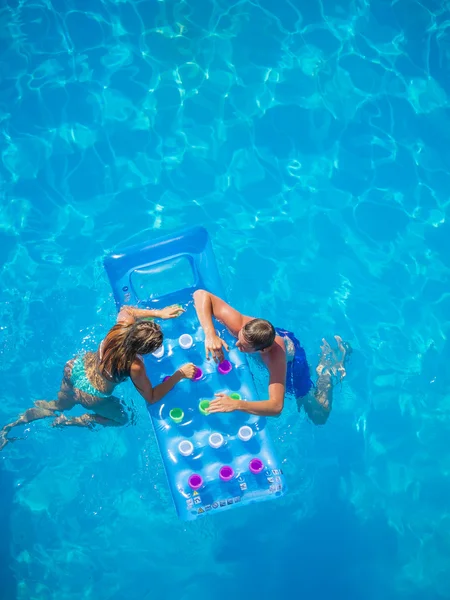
[70,355,111,398]
[275,328,313,398]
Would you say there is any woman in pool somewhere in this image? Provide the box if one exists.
[0,304,196,450]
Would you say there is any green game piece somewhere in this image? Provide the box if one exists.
[199,400,210,415]
[229,393,241,400]
[169,408,184,423]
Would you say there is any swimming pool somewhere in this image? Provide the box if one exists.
[0,0,449,598]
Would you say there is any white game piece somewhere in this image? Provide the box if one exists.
[208,432,225,449]
[237,426,253,442]
[179,334,193,349]
[178,440,194,457]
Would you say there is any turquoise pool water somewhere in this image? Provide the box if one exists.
[1,0,449,598]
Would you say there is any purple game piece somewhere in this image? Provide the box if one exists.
[193,367,203,381]
[249,458,264,474]
[218,360,232,375]
[188,474,203,490]
[219,465,235,482]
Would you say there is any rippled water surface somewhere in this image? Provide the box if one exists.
[1,0,450,599]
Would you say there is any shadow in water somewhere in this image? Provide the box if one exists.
[211,476,399,600]
[0,465,16,600]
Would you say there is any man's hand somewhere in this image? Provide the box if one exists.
[157,305,185,319]
[207,393,238,414]
[205,332,229,363]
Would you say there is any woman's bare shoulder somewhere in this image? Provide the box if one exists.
[130,356,145,374]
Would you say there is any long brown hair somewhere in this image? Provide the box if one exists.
[99,320,163,382]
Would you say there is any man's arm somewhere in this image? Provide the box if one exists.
[238,367,285,416]
[193,289,248,334]
[209,345,286,416]
[193,290,251,361]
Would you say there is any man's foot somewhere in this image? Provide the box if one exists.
[320,337,332,355]
[334,335,352,381]
[334,335,352,357]
[320,337,337,363]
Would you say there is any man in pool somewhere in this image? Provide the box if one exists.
[193,290,351,424]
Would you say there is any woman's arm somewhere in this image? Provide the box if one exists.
[130,360,196,404]
[117,305,184,324]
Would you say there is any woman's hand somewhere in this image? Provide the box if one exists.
[178,363,197,380]
[205,332,229,363]
[157,305,185,319]
[207,393,238,413]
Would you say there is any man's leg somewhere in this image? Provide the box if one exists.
[303,336,351,425]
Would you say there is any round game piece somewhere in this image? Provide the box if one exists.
[237,425,253,442]
[218,360,232,375]
[188,474,203,490]
[169,408,184,424]
[162,375,171,382]
[199,400,210,415]
[219,465,235,482]
[193,367,203,381]
[178,440,194,457]
[179,333,193,350]
[229,393,241,400]
[208,432,224,449]
[249,458,264,474]
[152,345,164,359]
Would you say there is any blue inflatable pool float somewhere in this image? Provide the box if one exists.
[104,226,287,520]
